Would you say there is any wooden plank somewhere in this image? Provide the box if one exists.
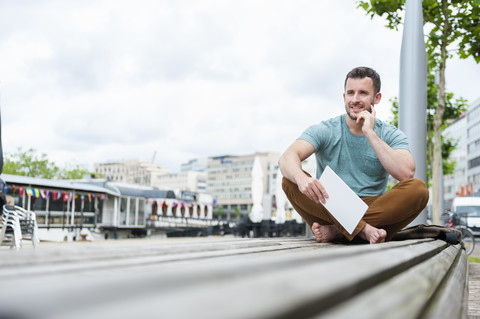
[0,238,451,319]
[0,237,428,275]
[316,244,464,319]
[421,249,468,318]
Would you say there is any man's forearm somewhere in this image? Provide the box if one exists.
[279,149,328,204]
[364,130,415,181]
[279,152,306,185]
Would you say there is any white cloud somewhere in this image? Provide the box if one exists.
[0,0,478,173]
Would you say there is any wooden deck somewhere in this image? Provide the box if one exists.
[0,236,467,319]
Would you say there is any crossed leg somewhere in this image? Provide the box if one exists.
[282,176,428,244]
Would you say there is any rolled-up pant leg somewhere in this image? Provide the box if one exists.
[281,176,337,228]
[358,178,429,241]
[282,176,429,242]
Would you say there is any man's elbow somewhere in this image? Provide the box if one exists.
[398,168,415,181]
[278,152,291,169]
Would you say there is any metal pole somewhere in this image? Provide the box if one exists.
[399,0,428,225]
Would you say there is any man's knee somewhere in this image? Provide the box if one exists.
[282,177,297,199]
[410,178,429,199]
[398,177,429,206]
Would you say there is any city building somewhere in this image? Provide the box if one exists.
[443,96,480,204]
[207,152,280,218]
[181,158,207,172]
[467,97,480,194]
[94,159,208,197]
[94,160,170,186]
[153,170,207,193]
[443,113,467,201]
[91,151,314,224]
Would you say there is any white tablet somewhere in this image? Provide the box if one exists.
[318,166,369,235]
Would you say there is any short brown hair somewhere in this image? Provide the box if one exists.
[344,67,381,94]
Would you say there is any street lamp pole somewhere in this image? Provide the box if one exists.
[399,0,428,225]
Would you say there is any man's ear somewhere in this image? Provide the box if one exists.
[374,92,382,104]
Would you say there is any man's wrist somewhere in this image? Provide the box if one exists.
[363,128,377,139]
[293,172,308,185]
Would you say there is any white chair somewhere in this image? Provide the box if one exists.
[3,205,39,248]
[0,205,22,250]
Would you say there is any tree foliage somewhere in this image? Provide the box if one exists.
[58,164,93,180]
[214,205,224,218]
[3,148,60,179]
[3,147,93,180]
[234,206,241,218]
[358,0,480,65]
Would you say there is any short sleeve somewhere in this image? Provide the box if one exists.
[380,123,410,151]
[298,122,332,152]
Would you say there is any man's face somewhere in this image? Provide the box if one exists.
[343,77,378,121]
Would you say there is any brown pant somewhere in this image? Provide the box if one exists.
[282,176,429,242]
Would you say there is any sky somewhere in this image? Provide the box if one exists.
[0,0,479,173]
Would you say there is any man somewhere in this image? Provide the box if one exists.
[279,66,429,244]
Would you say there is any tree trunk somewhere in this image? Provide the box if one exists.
[432,109,443,225]
[431,0,449,225]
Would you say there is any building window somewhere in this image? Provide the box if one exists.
[468,156,480,169]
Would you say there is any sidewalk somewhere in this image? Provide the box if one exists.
[469,240,480,318]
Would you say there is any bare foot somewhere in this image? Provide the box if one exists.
[358,223,387,244]
[311,222,342,243]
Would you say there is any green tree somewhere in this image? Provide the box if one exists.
[214,205,224,219]
[234,206,241,219]
[3,147,96,180]
[3,147,60,179]
[358,0,480,224]
[59,164,94,180]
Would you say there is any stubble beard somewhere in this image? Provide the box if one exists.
[346,110,358,121]
[346,102,366,121]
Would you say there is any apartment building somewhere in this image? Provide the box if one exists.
[443,97,480,201]
[443,113,468,201]
[467,97,480,193]
[181,158,207,172]
[207,152,280,217]
[153,170,207,193]
[94,160,170,186]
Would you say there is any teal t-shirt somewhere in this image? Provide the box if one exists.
[298,114,410,197]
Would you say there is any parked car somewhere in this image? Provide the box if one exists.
[451,196,480,236]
